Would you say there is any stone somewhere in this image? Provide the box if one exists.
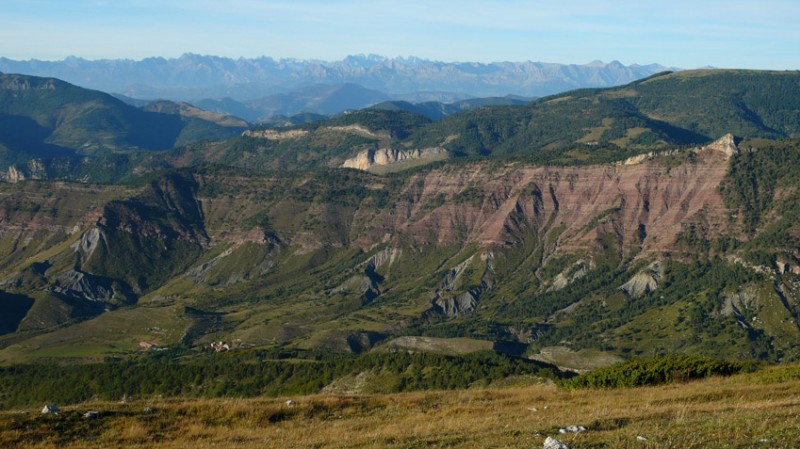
[558,425,587,433]
[285,400,296,407]
[41,404,59,414]
[83,410,100,419]
[543,436,570,449]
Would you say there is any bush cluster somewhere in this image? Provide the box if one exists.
[560,354,745,389]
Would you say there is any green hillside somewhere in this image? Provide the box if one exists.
[0,73,245,168]
[405,70,800,163]
[142,69,800,174]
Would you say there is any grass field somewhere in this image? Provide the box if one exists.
[3,365,800,448]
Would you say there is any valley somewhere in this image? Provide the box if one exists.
[0,69,800,430]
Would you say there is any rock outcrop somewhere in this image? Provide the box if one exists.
[619,133,738,166]
[548,260,591,292]
[342,147,448,170]
[49,270,117,303]
[333,248,402,304]
[429,253,494,317]
[433,288,482,317]
[242,128,308,140]
[71,227,103,259]
[2,160,48,183]
[363,147,731,258]
[704,133,738,159]
[720,289,757,320]
[620,261,663,297]
[5,165,25,183]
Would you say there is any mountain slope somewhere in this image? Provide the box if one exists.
[6,69,796,184]
[368,97,532,121]
[244,83,390,120]
[2,136,800,364]
[142,100,249,128]
[623,70,800,139]
[0,73,246,160]
[177,70,799,175]
[405,70,800,162]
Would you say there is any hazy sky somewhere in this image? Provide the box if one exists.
[1,0,798,69]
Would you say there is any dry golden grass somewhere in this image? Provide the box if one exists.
[3,368,800,448]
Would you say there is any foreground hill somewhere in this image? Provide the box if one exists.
[3,362,800,448]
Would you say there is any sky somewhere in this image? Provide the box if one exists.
[1,0,799,69]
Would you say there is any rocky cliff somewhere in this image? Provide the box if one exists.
[342,147,448,171]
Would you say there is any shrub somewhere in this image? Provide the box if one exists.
[560,354,745,389]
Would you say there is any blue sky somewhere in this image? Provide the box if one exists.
[1,0,798,69]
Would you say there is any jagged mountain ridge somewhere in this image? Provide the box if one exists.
[0,54,671,102]
[0,54,669,122]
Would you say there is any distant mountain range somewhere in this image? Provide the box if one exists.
[0,54,672,120]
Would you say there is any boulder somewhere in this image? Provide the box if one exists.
[41,404,59,414]
[543,436,570,449]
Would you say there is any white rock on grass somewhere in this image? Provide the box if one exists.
[41,405,59,414]
[83,410,100,419]
[559,425,587,433]
[543,436,570,449]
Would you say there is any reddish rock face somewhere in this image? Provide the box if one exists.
[366,144,731,259]
[0,140,733,268]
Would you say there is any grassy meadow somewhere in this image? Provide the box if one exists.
[3,364,800,449]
